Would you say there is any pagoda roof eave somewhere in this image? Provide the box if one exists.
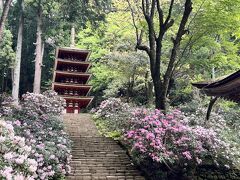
[53,83,92,95]
[57,59,91,65]
[61,96,94,99]
[61,96,94,108]
[58,47,91,53]
[55,71,92,77]
[53,82,92,88]
[57,47,91,61]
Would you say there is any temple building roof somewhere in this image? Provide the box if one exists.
[192,70,240,103]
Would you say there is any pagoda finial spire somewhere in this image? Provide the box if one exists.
[70,26,75,48]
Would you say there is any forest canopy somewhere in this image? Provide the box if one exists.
[0,0,239,107]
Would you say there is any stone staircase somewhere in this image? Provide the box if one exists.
[63,114,145,180]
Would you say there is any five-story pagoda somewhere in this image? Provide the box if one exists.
[52,47,93,113]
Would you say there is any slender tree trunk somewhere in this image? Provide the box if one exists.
[145,71,153,105]
[12,0,24,105]
[148,81,153,104]
[144,70,154,106]
[126,72,135,102]
[33,1,43,94]
[70,26,75,47]
[0,0,3,10]
[0,0,12,43]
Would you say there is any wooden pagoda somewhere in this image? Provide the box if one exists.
[52,47,93,113]
[192,70,240,119]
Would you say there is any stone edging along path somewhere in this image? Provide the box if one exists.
[63,114,145,180]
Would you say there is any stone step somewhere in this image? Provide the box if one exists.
[70,170,141,175]
[71,151,126,155]
[71,160,131,163]
[70,137,114,140]
[70,166,137,171]
[63,114,145,180]
[70,165,135,169]
[67,175,145,180]
[71,155,128,157]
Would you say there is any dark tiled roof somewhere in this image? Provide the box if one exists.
[192,70,240,103]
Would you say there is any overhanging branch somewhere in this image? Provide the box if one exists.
[136,44,150,56]
[164,0,174,26]
[164,0,193,86]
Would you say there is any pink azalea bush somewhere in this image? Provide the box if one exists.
[0,120,37,180]
[21,90,65,119]
[0,91,71,179]
[183,107,240,168]
[0,94,14,117]
[8,117,72,179]
[93,98,130,118]
[93,98,239,178]
[125,109,230,169]
[92,98,133,132]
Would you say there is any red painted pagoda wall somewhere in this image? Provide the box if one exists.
[52,47,93,113]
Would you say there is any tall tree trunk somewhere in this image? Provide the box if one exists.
[12,0,24,105]
[0,0,3,10]
[33,1,43,94]
[153,77,166,110]
[0,0,12,43]
[153,36,165,110]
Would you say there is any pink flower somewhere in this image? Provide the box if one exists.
[48,170,55,176]
[166,115,174,119]
[1,166,13,179]
[15,155,26,164]
[36,143,45,150]
[26,176,35,180]
[28,165,37,173]
[0,136,6,143]
[49,155,55,159]
[196,157,202,164]
[13,136,25,147]
[182,151,192,160]
[3,152,14,161]
[161,119,169,127]
[5,124,14,132]
[13,174,25,180]
[14,120,21,126]
[146,132,154,140]
[126,130,135,138]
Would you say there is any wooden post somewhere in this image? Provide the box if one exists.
[206,97,218,122]
[205,67,217,121]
